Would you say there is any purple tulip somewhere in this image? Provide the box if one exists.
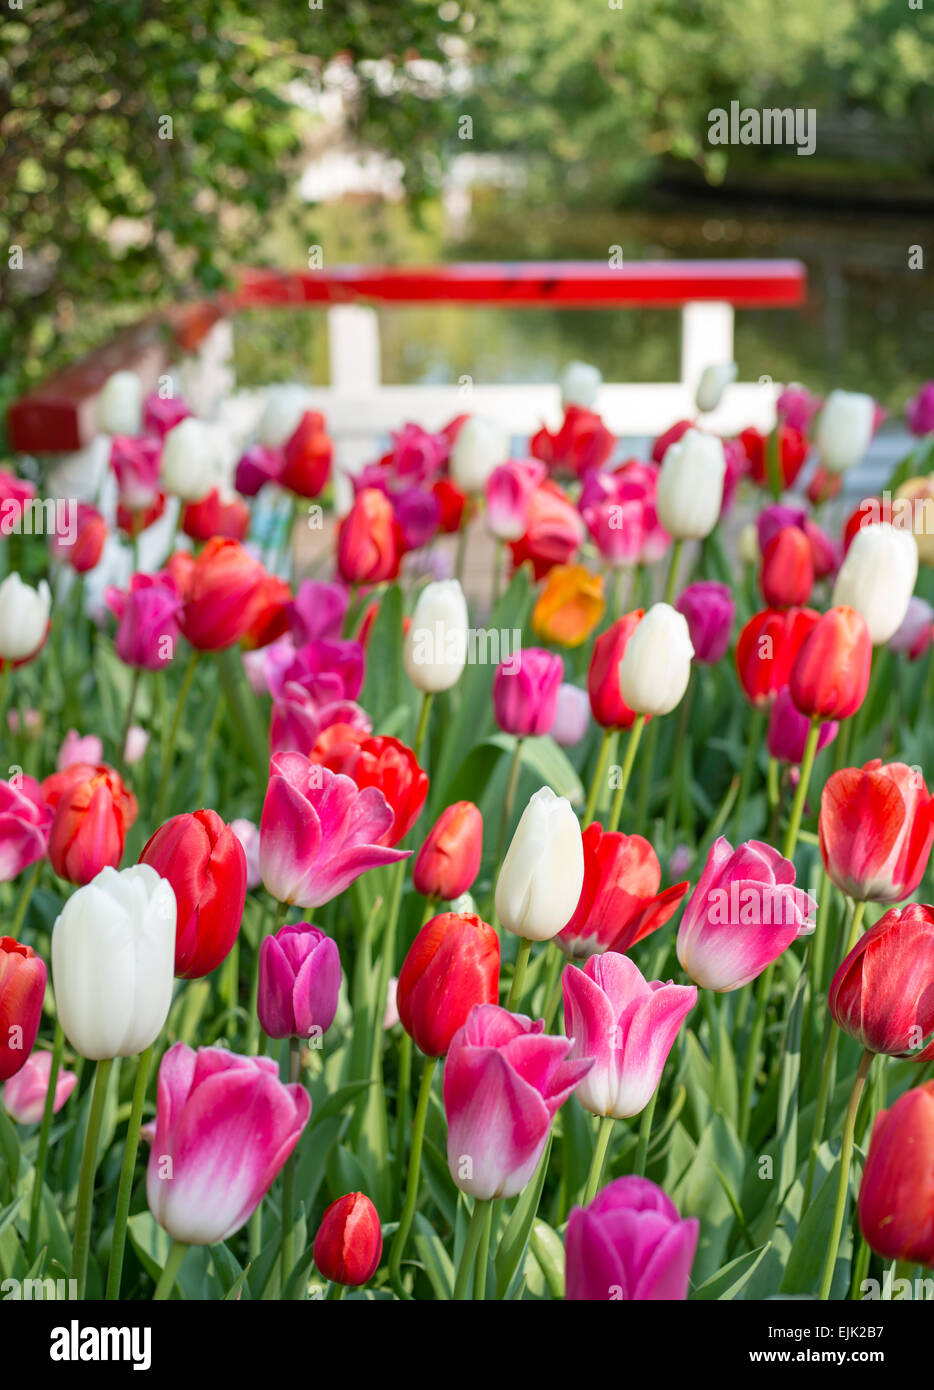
[550,683,591,747]
[565,1176,699,1300]
[272,638,365,705]
[906,382,934,437]
[3,1050,77,1125]
[235,444,284,497]
[492,646,564,737]
[106,574,183,671]
[258,922,341,1039]
[392,486,441,551]
[756,503,807,554]
[767,685,838,764]
[675,581,734,664]
[286,580,348,645]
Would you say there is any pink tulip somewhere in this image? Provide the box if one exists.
[0,775,53,881]
[146,1042,310,1245]
[562,955,696,1118]
[776,384,823,435]
[243,636,296,697]
[123,725,150,766]
[142,392,191,440]
[550,683,591,747]
[486,459,546,541]
[56,729,104,772]
[676,836,816,991]
[579,462,669,568]
[270,638,365,706]
[2,1050,77,1125]
[106,573,183,671]
[259,752,409,908]
[443,1003,592,1200]
[492,647,563,737]
[258,922,342,1039]
[565,1176,698,1300]
[235,444,284,497]
[906,382,934,437]
[889,596,934,661]
[766,686,838,765]
[270,687,370,757]
[110,435,162,510]
[231,818,261,889]
[286,580,349,645]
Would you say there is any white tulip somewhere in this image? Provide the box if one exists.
[0,574,51,661]
[832,522,918,646]
[560,361,602,410]
[449,417,509,494]
[656,429,726,540]
[51,864,176,1060]
[695,362,737,414]
[738,521,761,567]
[618,603,695,716]
[258,385,315,448]
[495,787,585,942]
[97,370,142,437]
[160,417,219,501]
[815,390,874,474]
[403,580,469,693]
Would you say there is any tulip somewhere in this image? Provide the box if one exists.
[287,580,349,645]
[495,786,585,942]
[124,725,149,766]
[531,406,615,479]
[676,836,815,991]
[561,360,602,410]
[143,391,191,439]
[397,911,500,1057]
[816,390,875,473]
[761,527,813,608]
[695,361,737,413]
[829,904,934,1059]
[618,604,694,717]
[51,864,176,1059]
[656,429,725,540]
[557,822,689,959]
[412,801,483,901]
[271,637,364,706]
[181,488,250,543]
[906,382,934,437]
[0,574,51,664]
[565,1176,698,1300]
[0,938,46,1081]
[258,922,341,1039]
[889,595,934,660]
[179,538,268,651]
[735,606,819,707]
[531,564,605,648]
[450,416,510,493]
[260,752,409,908]
[818,761,934,903]
[43,762,137,885]
[337,488,401,585]
[56,729,103,771]
[49,503,107,573]
[587,612,642,729]
[2,1049,77,1124]
[675,582,734,664]
[270,687,369,758]
[280,410,332,498]
[893,477,934,566]
[777,383,823,434]
[110,435,162,510]
[308,728,428,846]
[231,817,261,889]
[563,955,695,1119]
[767,686,837,765]
[858,1082,934,1267]
[492,646,563,737]
[403,579,469,693]
[97,370,142,436]
[258,384,315,448]
[579,462,669,569]
[550,683,591,747]
[235,443,284,497]
[443,1003,592,1199]
[0,774,53,881]
[313,1193,383,1287]
[160,417,219,501]
[741,425,809,491]
[139,810,248,979]
[486,459,546,541]
[832,522,918,645]
[106,573,183,670]
[146,1042,310,1245]
[789,606,872,720]
[508,481,584,580]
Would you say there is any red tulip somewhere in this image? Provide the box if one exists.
[0,937,46,1082]
[241,573,292,650]
[313,1192,383,1287]
[740,424,809,490]
[789,605,871,720]
[587,611,643,730]
[828,903,934,1059]
[397,911,500,1056]
[858,1082,934,1267]
[280,411,332,499]
[179,538,268,651]
[43,763,137,885]
[760,527,813,608]
[337,488,402,585]
[50,503,107,573]
[412,801,483,900]
[432,476,468,533]
[734,606,819,708]
[139,810,248,978]
[181,488,250,543]
[819,761,934,903]
[309,726,428,846]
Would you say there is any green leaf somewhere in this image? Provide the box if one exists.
[495,1134,552,1298]
[692,1243,772,1300]
[359,584,405,730]
[780,1161,851,1297]
[413,1211,454,1299]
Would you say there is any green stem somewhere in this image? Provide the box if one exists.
[738,968,771,1144]
[732,706,765,840]
[663,539,683,605]
[214,644,269,783]
[634,1089,659,1177]
[607,715,646,834]
[71,1057,114,1299]
[152,1239,189,1300]
[474,1199,494,1300]
[28,1021,65,1260]
[583,727,613,829]
[541,945,565,1031]
[154,649,200,824]
[280,1035,302,1290]
[818,1049,873,1301]
[506,937,533,1012]
[389,1053,438,1298]
[494,737,524,870]
[8,859,42,940]
[453,1198,489,1300]
[584,1115,615,1203]
[105,1043,154,1299]
[782,716,821,862]
[413,690,433,762]
[117,667,142,776]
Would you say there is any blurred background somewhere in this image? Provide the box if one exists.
[2,0,932,439]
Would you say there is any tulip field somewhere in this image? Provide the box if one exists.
[3,369,934,1318]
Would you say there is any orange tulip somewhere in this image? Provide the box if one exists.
[532,564,605,648]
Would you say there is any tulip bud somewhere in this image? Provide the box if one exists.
[767,686,837,765]
[397,911,499,1056]
[829,903,934,1059]
[51,864,176,1059]
[160,417,219,501]
[735,606,819,708]
[0,574,51,664]
[694,361,737,414]
[858,1082,934,1268]
[231,817,262,889]
[760,527,814,608]
[675,582,734,664]
[789,605,871,720]
[179,538,268,652]
[107,573,183,671]
[485,458,546,541]
[449,416,509,494]
[412,801,483,900]
[738,522,760,567]
[258,384,315,448]
[403,579,469,693]
[313,1193,383,1287]
[889,595,934,660]
[97,370,142,436]
[587,612,642,729]
[495,786,585,941]
[337,488,401,586]
[531,564,605,647]
[818,760,934,903]
[831,522,918,645]
[258,922,341,1040]
[2,1049,77,1124]
[0,938,47,1082]
[816,390,875,473]
[618,603,694,716]
[560,360,602,410]
[492,646,563,737]
[57,730,103,771]
[43,762,138,885]
[656,429,726,540]
[550,683,591,747]
[566,1177,698,1300]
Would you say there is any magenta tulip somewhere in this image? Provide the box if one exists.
[443,1003,592,1199]
[258,923,342,1039]
[146,1043,310,1245]
[492,647,563,737]
[0,775,53,881]
[259,753,409,908]
[675,581,734,665]
[106,574,183,671]
[562,955,696,1118]
[766,685,838,765]
[565,1176,698,1300]
[269,686,370,757]
[2,1050,77,1125]
[486,459,546,541]
[286,580,349,645]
